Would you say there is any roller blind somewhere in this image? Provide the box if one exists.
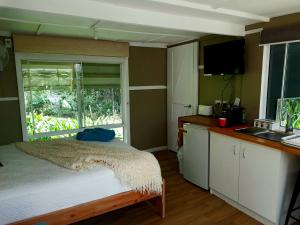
[260,24,300,44]
[13,35,129,57]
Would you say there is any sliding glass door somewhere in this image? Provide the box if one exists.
[16,54,129,142]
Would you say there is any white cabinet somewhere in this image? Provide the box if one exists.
[210,132,299,224]
[210,133,239,201]
[239,141,281,222]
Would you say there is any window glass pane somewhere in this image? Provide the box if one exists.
[282,43,300,129]
[266,44,285,120]
[22,61,79,135]
[284,43,300,98]
[81,63,122,127]
[21,60,125,141]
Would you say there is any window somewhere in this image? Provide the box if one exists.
[265,42,300,129]
[17,54,129,142]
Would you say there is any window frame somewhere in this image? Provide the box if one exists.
[15,53,130,144]
[259,41,300,132]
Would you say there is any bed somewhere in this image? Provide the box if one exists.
[0,139,165,225]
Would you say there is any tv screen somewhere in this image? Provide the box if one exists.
[203,39,245,75]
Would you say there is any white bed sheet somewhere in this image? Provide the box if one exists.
[0,139,131,225]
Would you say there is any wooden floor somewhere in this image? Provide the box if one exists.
[75,150,262,225]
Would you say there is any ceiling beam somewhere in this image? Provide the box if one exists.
[0,0,245,36]
[0,16,88,29]
[0,15,199,41]
[94,26,199,39]
[149,0,270,22]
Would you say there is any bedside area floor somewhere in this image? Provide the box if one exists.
[74,150,262,225]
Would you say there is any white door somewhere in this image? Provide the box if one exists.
[183,124,209,189]
[167,42,198,151]
[239,141,281,223]
[210,132,240,201]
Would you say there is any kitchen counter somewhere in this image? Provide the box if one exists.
[209,126,300,157]
[178,115,219,127]
[177,115,300,156]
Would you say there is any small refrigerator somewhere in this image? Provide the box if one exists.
[183,123,209,190]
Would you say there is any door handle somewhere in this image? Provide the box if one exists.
[184,104,192,108]
[233,145,237,155]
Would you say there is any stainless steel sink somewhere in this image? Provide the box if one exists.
[235,127,291,142]
[254,131,291,142]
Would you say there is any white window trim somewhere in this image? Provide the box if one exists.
[15,52,130,144]
[129,85,167,91]
[259,45,270,119]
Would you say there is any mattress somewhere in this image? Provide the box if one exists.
[0,139,131,225]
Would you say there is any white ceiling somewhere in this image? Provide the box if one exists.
[183,0,300,17]
[0,0,299,45]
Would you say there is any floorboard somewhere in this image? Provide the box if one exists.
[74,150,262,225]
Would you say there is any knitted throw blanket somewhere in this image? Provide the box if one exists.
[15,140,162,194]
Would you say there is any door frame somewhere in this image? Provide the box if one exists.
[15,52,130,144]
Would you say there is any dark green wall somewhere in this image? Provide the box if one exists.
[129,46,167,150]
[198,35,243,106]
[198,34,263,122]
[0,36,23,145]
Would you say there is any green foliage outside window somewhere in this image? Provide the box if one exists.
[25,88,122,135]
[22,61,123,140]
[277,98,300,130]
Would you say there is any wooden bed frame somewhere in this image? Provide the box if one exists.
[10,180,165,225]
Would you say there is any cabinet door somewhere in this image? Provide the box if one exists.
[239,141,281,223]
[183,124,209,189]
[210,132,240,201]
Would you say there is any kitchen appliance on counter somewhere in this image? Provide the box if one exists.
[213,99,246,127]
[253,119,280,130]
[183,123,209,190]
[229,106,246,125]
[218,106,246,127]
[198,105,213,116]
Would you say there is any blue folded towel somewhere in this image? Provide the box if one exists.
[76,128,115,142]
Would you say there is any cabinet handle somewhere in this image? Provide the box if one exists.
[242,148,246,159]
[233,145,237,155]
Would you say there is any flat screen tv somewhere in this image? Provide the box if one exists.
[203,39,245,75]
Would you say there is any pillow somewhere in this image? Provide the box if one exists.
[76,128,115,142]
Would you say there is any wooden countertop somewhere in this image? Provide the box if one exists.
[209,127,300,157]
[178,115,219,127]
[178,115,300,157]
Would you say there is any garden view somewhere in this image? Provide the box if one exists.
[22,61,123,140]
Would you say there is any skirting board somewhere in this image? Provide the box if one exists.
[144,146,168,153]
[210,189,275,225]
